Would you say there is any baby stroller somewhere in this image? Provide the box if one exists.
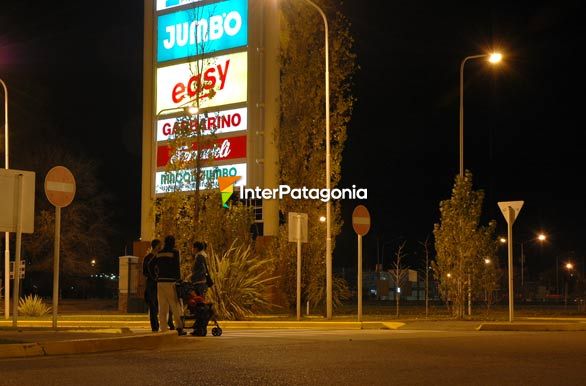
[177,281,222,337]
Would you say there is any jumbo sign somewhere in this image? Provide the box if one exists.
[156,51,247,113]
[157,0,248,62]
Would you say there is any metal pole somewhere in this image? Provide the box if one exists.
[11,174,23,326]
[459,58,465,178]
[296,215,301,321]
[459,55,487,177]
[298,0,331,318]
[52,207,61,329]
[507,207,514,322]
[357,234,362,322]
[521,242,524,293]
[1,78,10,320]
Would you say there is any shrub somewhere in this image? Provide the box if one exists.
[18,294,51,317]
[207,240,279,320]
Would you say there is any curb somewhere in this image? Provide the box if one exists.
[216,321,405,330]
[0,331,177,359]
[477,323,586,332]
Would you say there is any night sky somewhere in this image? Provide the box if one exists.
[1,1,584,278]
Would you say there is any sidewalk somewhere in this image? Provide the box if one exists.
[2,314,586,360]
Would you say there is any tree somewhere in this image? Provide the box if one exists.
[20,146,114,297]
[267,0,357,313]
[432,170,498,319]
[418,236,431,318]
[390,241,408,318]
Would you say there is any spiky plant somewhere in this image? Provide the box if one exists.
[18,294,52,317]
[206,240,279,320]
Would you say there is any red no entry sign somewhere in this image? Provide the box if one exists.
[352,205,371,236]
[44,166,76,208]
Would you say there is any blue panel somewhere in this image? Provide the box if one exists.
[158,0,248,62]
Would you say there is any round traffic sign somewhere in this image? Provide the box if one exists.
[44,166,76,208]
[352,205,371,236]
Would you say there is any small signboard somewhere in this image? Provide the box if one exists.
[352,205,371,236]
[45,166,76,208]
[288,212,308,243]
[498,201,524,224]
[0,169,36,233]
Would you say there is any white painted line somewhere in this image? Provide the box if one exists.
[46,181,75,193]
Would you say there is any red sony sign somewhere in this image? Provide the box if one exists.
[157,135,247,168]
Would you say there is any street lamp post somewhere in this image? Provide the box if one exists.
[1,78,9,320]
[564,262,574,309]
[459,52,502,177]
[500,233,547,299]
[294,0,331,319]
[459,53,501,316]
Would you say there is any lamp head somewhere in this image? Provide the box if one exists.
[537,234,546,242]
[488,52,503,64]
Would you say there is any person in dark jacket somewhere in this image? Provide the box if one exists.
[142,239,174,332]
[154,235,185,335]
[190,241,209,296]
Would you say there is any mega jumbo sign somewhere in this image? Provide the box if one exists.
[156,51,247,113]
[155,162,247,193]
[157,135,247,167]
[157,107,247,141]
[157,0,248,62]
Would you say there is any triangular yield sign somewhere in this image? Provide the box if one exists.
[498,201,524,224]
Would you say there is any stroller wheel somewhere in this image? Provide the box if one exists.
[212,327,222,336]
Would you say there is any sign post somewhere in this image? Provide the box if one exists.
[288,212,308,321]
[352,205,371,322]
[498,200,524,323]
[45,166,76,329]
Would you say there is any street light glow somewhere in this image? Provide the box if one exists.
[566,263,574,270]
[319,215,326,223]
[538,234,546,241]
[488,52,503,63]
[484,258,491,265]
[499,237,507,244]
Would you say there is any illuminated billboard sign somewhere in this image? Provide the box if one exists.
[155,162,247,194]
[157,0,248,62]
[157,135,247,167]
[157,107,247,141]
[156,51,247,113]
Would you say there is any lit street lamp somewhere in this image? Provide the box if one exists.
[1,77,10,320]
[564,262,574,308]
[459,52,502,177]
[289,0,332,319]
[499,232,547,293]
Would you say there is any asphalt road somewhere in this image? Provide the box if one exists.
[1,329,585,386]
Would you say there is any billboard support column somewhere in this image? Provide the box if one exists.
[262,0,280,236]
[141,0,155,242]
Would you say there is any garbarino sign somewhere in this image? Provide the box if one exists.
[157,0,248,62]
[156,162,247,194]
[156,135,247,167]
[156,51,247,113]
[156,107,247,141]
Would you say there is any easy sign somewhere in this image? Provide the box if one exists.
[157,0,248,62]
[156,51,247,113]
